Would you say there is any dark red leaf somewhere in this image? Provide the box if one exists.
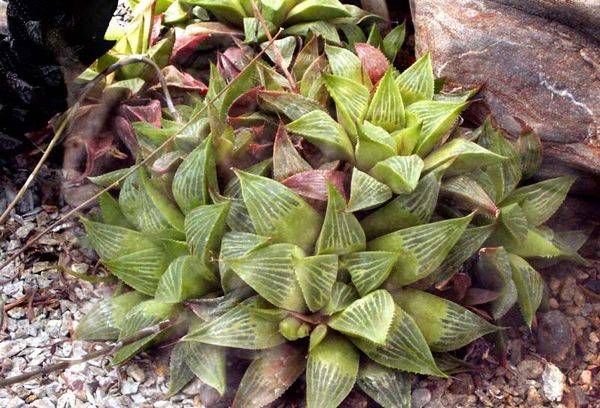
[112,116,138,155]
[282,170,347,202]
[463,288,500,306]
[117,99,162,127]
[151,65,208,94]
[355,43,389,84]
[227,86,262,117]
[217,45,251,81]
[170,32,211,66]
[150,14,164,46]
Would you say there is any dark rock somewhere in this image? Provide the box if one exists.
[410,0,600,196]
[448,373,475,394]
[536,310,576,369]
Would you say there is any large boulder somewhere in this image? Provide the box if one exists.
[410,0,600,195]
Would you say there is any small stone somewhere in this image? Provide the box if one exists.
[30,398,55,408]
[126,364,145,383]
[548,298,559,309]
[120,378,139,395]
[549,278,561,294]
[542,363,565,402]
[579,370,592,386]
[537,310,575,368]
[0,339,27,358]
[411,388,431,408]
[559,276,576,303]
[590,332,599,343]
[526,387,542,405]
[517,359,544,379]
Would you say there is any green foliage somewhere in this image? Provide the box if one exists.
[77,8,586,407]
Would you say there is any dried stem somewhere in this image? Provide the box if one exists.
[0,320,174,387]
[0,55,179,226]
[250,1,298,92]
[0,30,284,273]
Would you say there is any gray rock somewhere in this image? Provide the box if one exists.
[120,378,139,395]
[0,339,27,358]
[412,388,432,408]
[536,310,576,368]
[410,0,600,195]
[517,359,544,379]
[541,363,565,401]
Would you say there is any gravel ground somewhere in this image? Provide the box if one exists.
[0,158,598,407]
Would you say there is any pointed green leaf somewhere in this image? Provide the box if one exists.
[475,247,518,320]
[357,361,411,408]
[98,192,132,229]
[219,231,271,293]
[260,37,296,69]
[393,288,499,352]
[366,24,383,47]
[184,341,227,395]
[501,177,575,226]
[324,73,370,137]
[155,256,216,303]
[285,0,350,25]
[368,214,474,286]
[183,297,285,349]
[75,291,148,341]
[306,334,359,408]
[167,342,195,397]
[355,121,397,171]
[324,44,367,86]
[382,22,406,62]
[88,167,131,188]
[221,63,259,117]
[441,175,498,216]
[237,171,322,252]
[112,300,176,364]
[323,282,359,315]
[344,251,398,296]
[517,130,542,179]
[393,121,422,155]
[299,54,329,104]
[497,203,528,242]
[293,35,319,80]
[119,172,142,228]
[233,344,306,408]
[228,244,307,312]
[353,305,444,376]
[139,169,185,232]
[309,324,328,352]
[370,155,424,194]
[346,168,392,212]
[286,110,355,162]
[185,202,230,269]
[366,69,405,132]
[316,184,366,255]
[273,124,312,181]
[508,254,544,328]
[295,254,339,312]
[361,171,442,239]
[423,138,506,177]
[184,0,246,26]
[329,290,394,344]
[434,353,478,375]
[258,90,324,121]
[395,53,434,106]
[409,100,467,156]
[284,20,341,44]
[172,136,216,214]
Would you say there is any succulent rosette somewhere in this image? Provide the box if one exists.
[74,4,587,407]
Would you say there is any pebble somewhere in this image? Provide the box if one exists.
[0,339,27,358]
[541,363,565,402]
[126,364,146,383]
[411,388,431,408]
[120,378,139,395]
[517,359,544,379]
[526,387,542,405]
[579,369,592,386]
[559,276,576,302]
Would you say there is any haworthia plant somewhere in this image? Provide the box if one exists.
[74,8,587,407]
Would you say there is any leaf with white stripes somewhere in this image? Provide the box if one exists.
[395,52,434,106]
[353,305,444,376]
[357,361,411,408]
[273,124,312,181]
[329,290,394,344]
[408,100,467,156]
[99,192,132,228]
[184,341,227,395]
[118,172,142,228]
[501,176,575,226]
[324,73,370,137]
[346,168,392,212]
[393,288,499,352]
[475,247,517,320]
[368,214,473,286]
[355,121,397,171]
[112,300,177,364]
[322,282,359,315]
[426,224,494,286]
[219,231,270,293]
[172,136,216,214]
[366,68,405,132]
[324,43,368,86]
[75,291,147,341]
[285,0,351,25]
[306,334,359,408]
[517,130,542,179]
[233,344,306,408]
[441,175,498,217]
[183,297,285,349]
[316,184,366,255]
[258,90,325,121]
[186,0,245,25]
[370,155,424,194]
[295,254,339,312]
[102,247,171,295]
[393,121,422,155]
[382,22,406,62]
[83,219,155,260]
[185,202,230,270]
[508,254,544,328]
[361,170,442,238]
[237,171,322,253]
[423,138,506,177]
[139,168,185,232]
[497,203,528,242]
[155,256,217,303]
[286,110,355,162]
[167,342,195,396]
[344,251,398,296]
[228,244,307,312]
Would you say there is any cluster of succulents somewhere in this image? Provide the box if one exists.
[74,1,587,406]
